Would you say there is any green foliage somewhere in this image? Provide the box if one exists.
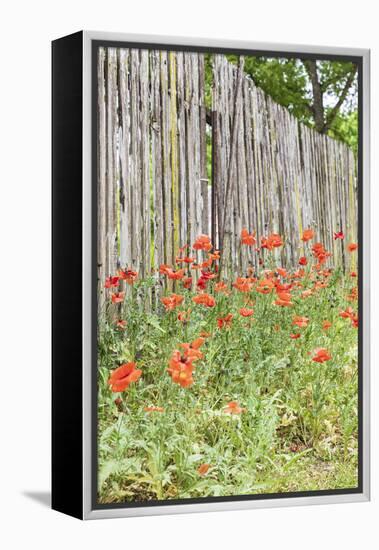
[225,55,358,152]
[97,269,358,503]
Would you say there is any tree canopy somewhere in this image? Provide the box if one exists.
[226,55,358,153]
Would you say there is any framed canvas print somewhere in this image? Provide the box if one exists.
[52,31,370,519]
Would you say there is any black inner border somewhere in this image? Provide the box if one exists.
[91,39,364,511]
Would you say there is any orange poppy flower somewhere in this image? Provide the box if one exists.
[255,278,275,294]
[274,292,293,307]
[312,348,331,363]
[239,307,254,317]
[199,331,212,338]
[322,320,332,330]
[118,269,138,285]
[348,287,358,301]
[159,264,171,275]
[176,256,195,264]
[339,307,355,319]
[191,337,205,350]
[166,268,185,280]
[301,228,314,242]
[290,333,301,339]
[347,243,358,252]
[292,316,309,328]
[301,289,313,298]
[197,463,211,476]
[111,291,125,304]
[261,233,283,250]
[167,351,195,388]
[116,319,127,329]
[177,309,190,323]
[292,268,306,279]
[144,406,164,413]
[314,281,328,290]
[108,362,142,392]
[209,251,220,261]
[233,277,253,293]
[241,228,256,246]
[182,276,192,289]
[161,293,184,311]
[105,275,119,288]
[192,293,216,307]
[217,313,233,329]
[312,242,331,265]
[200,259,213,269]
[193,234,212,251]
[351,315,359,328]
[276,267,288,278]
[224,401,246,414]
[299,256,307,266]
[215,281,229,294]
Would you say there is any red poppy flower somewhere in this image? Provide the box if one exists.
[193,234,212,251]
[239,307,254,317]
[334,231,345,240]
[299,256,307,266]
[322,320,332,330]
[290,333,301,339]
[177,310,190,323]
[104,276,119,288]
[144,406,164,413]
[347,242,358,252]
[116,319,127,329]
[292,316,309,328]
[167,352,195,388]
[261,233,283,250]
[159,264,171,275]
[233,277,253,293]
[108,362,142,392]
[182,276,192,289]
[255,278,275,294]
[176,255,195,264]
[209,251,220,261]
[312,348,331,363]
[118,269,138,285]
[351,315,359,328]
[301,228,314,242]
[311,242,331,265]
[111,291,125,304]
[241,228,256,246]
[197,463,211,476]
[166,268,185,280]
[192,293,216,307]
[276,267,288,278]
[217,313,233,328]
[351,271,357,278]
[348,287,358,301]
[215,281,229,294]
[161,293,184,311]
[224,401,246,414]
[339,307,355,319]
[198,270,216,289]
[200,259,213,269]
[274,292,293,307]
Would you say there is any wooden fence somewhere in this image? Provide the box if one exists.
[97,47,357,295]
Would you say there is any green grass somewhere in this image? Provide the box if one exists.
[97,265,358,503]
